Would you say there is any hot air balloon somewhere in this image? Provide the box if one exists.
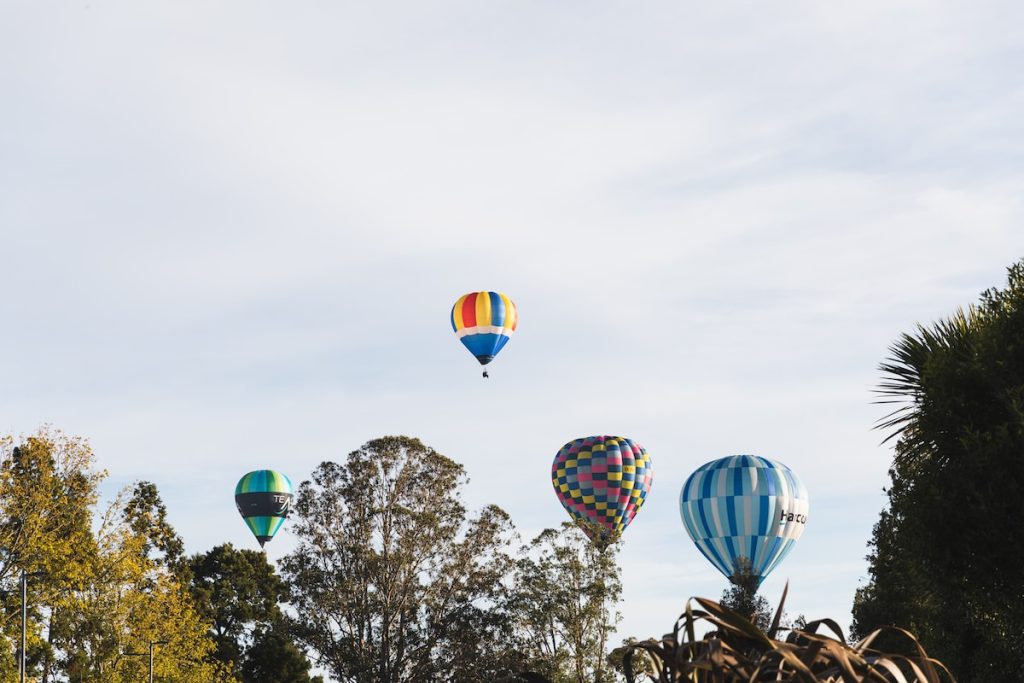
[551,435,653,546]
[450,291,517,378]
[679,455,808,585]
[235,470,293,548]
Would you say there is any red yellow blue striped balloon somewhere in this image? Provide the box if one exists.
[450,292,517,375]
[551,435,653,545]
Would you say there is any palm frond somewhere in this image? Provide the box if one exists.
[874,307,979,445]
[617,597,955,683]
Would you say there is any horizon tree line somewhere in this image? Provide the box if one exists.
[0,431,622,683]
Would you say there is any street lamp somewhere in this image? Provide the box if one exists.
[18,569,46,683]
[123,640,169,683]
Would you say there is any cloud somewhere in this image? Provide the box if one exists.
[2,1,1024,664]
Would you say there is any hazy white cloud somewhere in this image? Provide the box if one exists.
[2,0,1024,657]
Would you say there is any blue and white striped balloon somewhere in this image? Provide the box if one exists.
[679,455,809,585]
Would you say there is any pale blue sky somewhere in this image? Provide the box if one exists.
[2,0,1023,666]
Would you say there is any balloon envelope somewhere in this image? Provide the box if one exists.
[679,455,808,585]
[450,291,517,366]
[552,435,653,544]
[235,470,293,547]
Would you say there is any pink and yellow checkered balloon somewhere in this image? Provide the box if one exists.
[551,435,653,544]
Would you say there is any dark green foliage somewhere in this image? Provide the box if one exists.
[189,543,316,681]
[240,627,323,683]
[853,259,1024,681]
[720,558,771,632]
[123,480,185,568]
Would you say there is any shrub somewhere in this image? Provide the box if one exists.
[617,587,954,683]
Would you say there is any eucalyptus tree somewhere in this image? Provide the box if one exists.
[511,523,622,683]
[280,436,519,683]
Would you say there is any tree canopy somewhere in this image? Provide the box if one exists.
[189,543,319,682]
[511,523,622,683]
[0,429,229,682]
[279,435,521,683]
[718,559,771,633]
[852,259,1024,680]
[0,429,630,683]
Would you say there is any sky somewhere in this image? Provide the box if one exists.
[2,0,1024,668]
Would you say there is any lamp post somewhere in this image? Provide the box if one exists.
[19,569,46,683]
[124,640,168,683]
[148,640,168,683]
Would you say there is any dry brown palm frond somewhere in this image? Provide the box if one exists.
[614,589,955,683]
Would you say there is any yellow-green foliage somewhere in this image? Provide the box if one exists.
[0,428,103,680]
[0,428,231,682]
[54,494,230,682]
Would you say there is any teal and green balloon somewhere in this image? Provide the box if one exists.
[235,470,293,547]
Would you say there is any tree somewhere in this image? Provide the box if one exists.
[240,628,324,683]
[279,436,519,683]
[123,481,185,569]
[189,543,284,670]
[719,558,771,632]
[0,428,104,681]
[510,523,622,683]
[0,430,233,682]
[189,543,318,682]
[852,260,1024,681]
[50,488,230,682]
